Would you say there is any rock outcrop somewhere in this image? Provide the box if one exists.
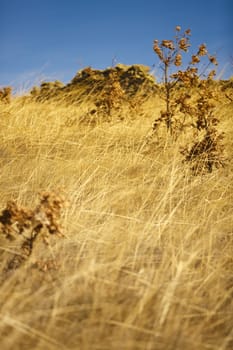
[30,64,158,102]
[69,64,157,96]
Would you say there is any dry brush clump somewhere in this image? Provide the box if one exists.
[30,80,65,102]
[152,26,225,174]
[0,86,12,104]
[0,191,66,274]
[77,66,155,122]
[92,71,126,120]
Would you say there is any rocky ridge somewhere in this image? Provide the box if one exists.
[30,64,158,103]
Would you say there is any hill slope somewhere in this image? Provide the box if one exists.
[0,77,233,350]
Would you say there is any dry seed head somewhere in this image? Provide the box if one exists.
[153,41,164,60]
[191,55,200,64]
[185,29,191,35]
[208,69,216,79]
[176,25,181,31]
[161,40,175,50]
[178,38,190,51]
[208,55,218,65]
[174,54,182,66]
[198,44,208,56]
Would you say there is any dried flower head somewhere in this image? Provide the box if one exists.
[153,41,164,60]
[208,69,216,79]
[179,38,190,51]
[208,55,218,65]
[191,55,200,64]
[174,54,182,66]
[185,29,191,35]
[198,44,208,56]
[161,40,175,50]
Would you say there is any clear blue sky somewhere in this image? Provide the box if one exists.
[0,0,232,90]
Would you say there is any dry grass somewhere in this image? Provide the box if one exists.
[0,90,233,350]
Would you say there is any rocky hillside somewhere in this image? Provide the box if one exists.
[30,64,158,103]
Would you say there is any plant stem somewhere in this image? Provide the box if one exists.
[164,62,172,133]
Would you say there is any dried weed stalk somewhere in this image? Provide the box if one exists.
[153,26,225,173]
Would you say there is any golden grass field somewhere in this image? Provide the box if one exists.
[0,86,233,349]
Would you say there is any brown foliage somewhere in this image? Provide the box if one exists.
[95,71,126,117]
[152,26,224,173]
[0,191,66,272]
[0,86,12,103]
[181,129,225,174]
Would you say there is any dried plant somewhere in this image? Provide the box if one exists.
[94,71,126,119]
[152,26,225,173]
[0,86,12,103]
[153,26,192,133]
[153,26,218,133]
[180,128,225,174]
[0,191,66,271]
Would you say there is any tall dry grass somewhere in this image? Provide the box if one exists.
[0,92,233,350]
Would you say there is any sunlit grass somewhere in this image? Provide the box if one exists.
[0,90,233,350]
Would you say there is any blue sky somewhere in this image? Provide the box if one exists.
[0,0,232,90]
